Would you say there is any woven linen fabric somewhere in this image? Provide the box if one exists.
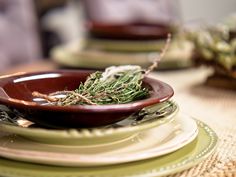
[152,67,236,177]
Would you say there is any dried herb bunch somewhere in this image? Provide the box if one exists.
[33,34,171,106]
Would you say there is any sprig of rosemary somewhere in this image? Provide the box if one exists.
[32,34,171,106]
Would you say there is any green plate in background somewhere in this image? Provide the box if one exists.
[0,120,218,177]
[51,39,193,70]
[85,38,167,52]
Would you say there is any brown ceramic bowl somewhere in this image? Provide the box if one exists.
[0,70,174,128]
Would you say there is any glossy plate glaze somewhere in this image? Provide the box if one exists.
[0,101,178,145]
[0,119,217,177]
[0,70,174,128]
[0,113,198,167]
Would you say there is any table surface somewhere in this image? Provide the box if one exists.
[1,61,236,176]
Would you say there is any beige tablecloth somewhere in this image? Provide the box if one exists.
[152,67,236,176]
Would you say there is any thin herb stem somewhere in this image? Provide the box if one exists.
[145,33,172,75]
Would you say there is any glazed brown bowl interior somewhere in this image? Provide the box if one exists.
[0,70,174,128]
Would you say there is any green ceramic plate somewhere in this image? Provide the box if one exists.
[0,101,178,145]
[85,38,167,52]
[0,120,218,177]
[51,39,193,70]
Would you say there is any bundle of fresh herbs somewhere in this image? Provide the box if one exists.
[187,15,236,74]
[184,15,236,89]
[189,27,236,72]
[32,34,171,106]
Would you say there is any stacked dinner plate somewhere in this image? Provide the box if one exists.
[0,100,218,177]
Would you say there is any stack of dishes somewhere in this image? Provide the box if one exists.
[51,36,194,70]
[0,70,217,177]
